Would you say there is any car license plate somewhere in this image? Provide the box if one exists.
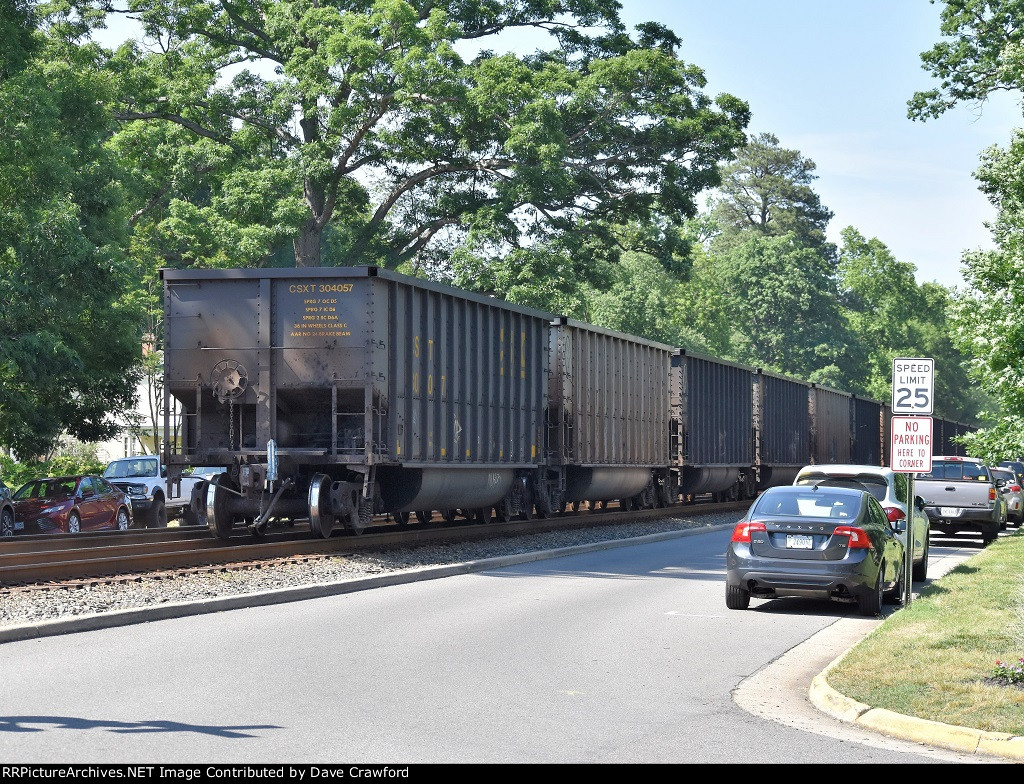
[939,507,960,517]
[787,534,813,549]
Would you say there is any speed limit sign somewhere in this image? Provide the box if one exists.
[892,357,934,415]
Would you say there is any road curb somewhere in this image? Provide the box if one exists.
[810,659,1024,761]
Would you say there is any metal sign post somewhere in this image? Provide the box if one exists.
[890,358,935,609]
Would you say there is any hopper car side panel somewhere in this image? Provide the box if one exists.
[549,319,674,509]
[810,385,853,465]
[754,370,812,489]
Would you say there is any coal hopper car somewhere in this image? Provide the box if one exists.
[545,318,675,512]
[161,265,556,539]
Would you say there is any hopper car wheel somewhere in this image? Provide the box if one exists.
[415,510,431,524]
[207,475,236,541]
[308,474,335,539]
[619,498,633,512]
[475,507,491,524]
[495,498,514,523]
[441,509,457,524]
[392,511,410,526]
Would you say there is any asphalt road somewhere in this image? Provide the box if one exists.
[0,525,1008,764]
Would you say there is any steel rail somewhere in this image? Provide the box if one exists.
[0,500,747,588]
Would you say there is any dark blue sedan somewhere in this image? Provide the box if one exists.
[725,484,906,616]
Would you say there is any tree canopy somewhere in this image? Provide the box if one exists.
[0,9,142,457]
[92,0,750,270]
[709,132,834,254]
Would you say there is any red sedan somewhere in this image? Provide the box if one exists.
[11,475,133,534]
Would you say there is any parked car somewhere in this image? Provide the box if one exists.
[0,478,16,536]
[990,466,1024,527]
[725,484,906,616]
[914,456,1003,544]
[998,459,1024,482]
[11,475,133,534]
[793,464,931,582]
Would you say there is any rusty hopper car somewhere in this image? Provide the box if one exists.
[546,318,674,511]
[161,266,556,539]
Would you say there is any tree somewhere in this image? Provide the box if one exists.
[908,0,1024,121]
[908,0,1022,454]
[0,8,142,457]
[837,227,986,420]
[88,0,748,269]
[712,232,859,385]
[709,132,835,255]
[946,132,1024,458]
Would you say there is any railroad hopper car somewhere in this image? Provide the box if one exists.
[673,350,758,501]
[547,317,675,512]
[753,368,813,491]
[161,266,556,538]
[160,264,976,541]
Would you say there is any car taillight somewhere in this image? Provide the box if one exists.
[989,487,997,502]
[884,506,906,523]
[1012,485,1021,493]
[833,526,872,548]
[731,521,767,543]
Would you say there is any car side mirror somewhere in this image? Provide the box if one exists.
[914,496,925,511]
[893,519,907,533]
[80,488,94,499]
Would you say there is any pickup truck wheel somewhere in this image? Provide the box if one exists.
[148,499,167,528]
[982,524,998,545]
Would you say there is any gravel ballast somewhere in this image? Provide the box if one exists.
[0,512,738,629]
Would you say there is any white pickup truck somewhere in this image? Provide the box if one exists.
[102,455,208,528]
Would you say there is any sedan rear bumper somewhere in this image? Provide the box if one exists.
[727,549,875,603]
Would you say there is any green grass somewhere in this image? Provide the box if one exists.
[826,529,1024,735]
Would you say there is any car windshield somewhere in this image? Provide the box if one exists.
[752,490,862,519]
[103,458,159,479]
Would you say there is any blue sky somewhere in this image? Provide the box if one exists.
[616,0,1022,289]
[96,1,1023,289]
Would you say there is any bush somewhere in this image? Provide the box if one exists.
[0,446,107,490]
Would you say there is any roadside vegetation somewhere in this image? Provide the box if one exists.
[0,0,1006,463]
[826,529,1024,736]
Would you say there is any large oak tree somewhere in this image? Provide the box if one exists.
[93,0,749,269]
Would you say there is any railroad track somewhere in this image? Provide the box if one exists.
[0,500,747,589]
